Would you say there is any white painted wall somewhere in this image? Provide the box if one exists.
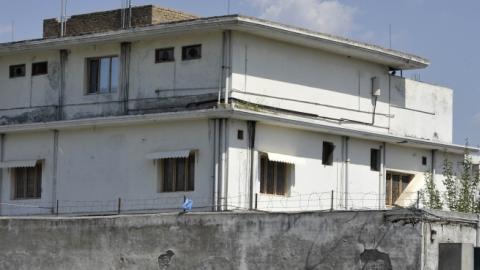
[390,77,453,142]
[0,117,468,215]
[0,31,224,122]
[0,50,60,123]
[0,119,214,215]
[226,119,250,210]
[230,31,453,143]
[56,119,214,213]
[129,32,222,100]
[0,29,467,215]
[62,43,123,119]
[0,50,60,109]
[0,131,54,216]
[226,122,465,212]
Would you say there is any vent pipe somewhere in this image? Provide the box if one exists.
[60,0,68,37]
[121,0,133,29]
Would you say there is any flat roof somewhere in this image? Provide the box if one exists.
[0,15,428,70]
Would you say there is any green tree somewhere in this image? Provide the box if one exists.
[421,171,443,210]
[442,155,458,211]
[440,146,480,213]
[421,145,480,213]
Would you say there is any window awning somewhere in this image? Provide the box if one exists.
[146,150,194,160]
[0,160,38,169]
[266,152,304,165]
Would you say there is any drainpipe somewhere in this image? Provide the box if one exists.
[381,142,387,209]
[378,144,384,210]
[58,49,68,120]
[120,42,131,115]
[247,121,256,210]
[217,119,224,210]
[223,119,230,210]
[215,119,228,211]
[52,130,59,214]
[344,136,350,209]
[216,118,229,211]
[219,30,232,105]
[339,136,345,208]
[212,119,220,211]
[0,134,4,215]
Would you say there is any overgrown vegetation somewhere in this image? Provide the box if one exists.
[421,171,443,210]
[422,145,480,213]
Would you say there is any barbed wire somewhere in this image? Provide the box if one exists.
[0,191,427,217]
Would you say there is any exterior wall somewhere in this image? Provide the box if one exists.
[230,31,453,143]
[0,118,467,216]
[62,43,123,120]
[0,31,223,124]
[0,29,454,144]
[390,77,453,142]
[253,123,342,211]
[0,50,60,125]
[0,210,424,270]
[226,119,250,209]
[0,119,214,215]
[0,131,54,216]
[226,122,465,212]
[348,138,385,209]
[128,32,222,113]
[422,210,478,270]
[0,24,467,215]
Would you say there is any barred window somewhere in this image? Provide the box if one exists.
[182,44,202,61]
[322,141,335,166]
[13,163,42,199]
[32,62,48,76]
[155,47,175,63]
[9,64,26,78]
[260,155,291,196]
[158,153,195,192]
[370,149,381,171]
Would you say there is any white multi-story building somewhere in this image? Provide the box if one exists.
[0,5,476,215]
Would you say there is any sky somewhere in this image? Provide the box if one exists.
[0,0,479,146]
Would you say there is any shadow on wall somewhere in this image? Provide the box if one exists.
[390,76,406,108]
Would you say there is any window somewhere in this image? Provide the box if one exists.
[155,47,175,63]
[9,64,26,78]
[260,155,291,196]
[86,56,119,94]
[237,130,244,140]
[158,153,195,192]
[386,172,413,206]
[32,62,48,76]
[422,156,428,166]
[370,149,381,171]
[13,164,42,199]
[182,44,202,61]
[322,141,335,166]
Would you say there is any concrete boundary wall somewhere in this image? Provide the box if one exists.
[1,209,477,269]
[0,210,425,270]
